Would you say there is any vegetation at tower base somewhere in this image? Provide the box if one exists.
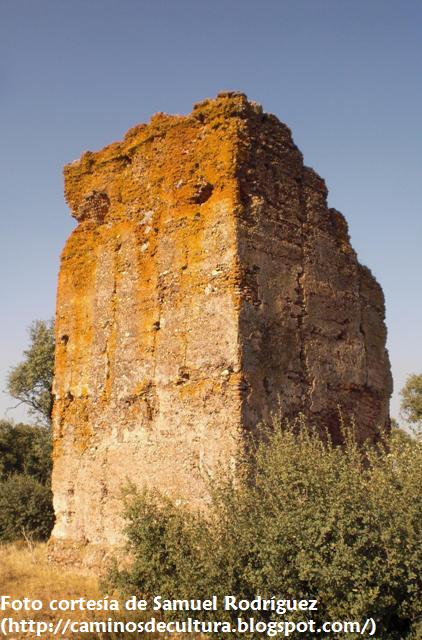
[0,474,54,542]
[0,420,54,542]
[109,419,422,640]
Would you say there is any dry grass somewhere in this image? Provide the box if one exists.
[0,542,139,639]
[0,542,98,607]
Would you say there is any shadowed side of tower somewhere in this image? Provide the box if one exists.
[232,103,392,440]
[50,93,392,565]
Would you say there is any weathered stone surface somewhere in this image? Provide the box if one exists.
[50,93,392,565]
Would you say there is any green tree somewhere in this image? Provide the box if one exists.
[400,373,422,434]
[0,420,52,484]
[7,319,55,427]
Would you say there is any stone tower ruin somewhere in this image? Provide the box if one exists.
[50,93,392,564]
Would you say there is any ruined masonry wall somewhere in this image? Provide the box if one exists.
[50,93,392,564]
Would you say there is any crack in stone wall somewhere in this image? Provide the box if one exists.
[296,171,312,411]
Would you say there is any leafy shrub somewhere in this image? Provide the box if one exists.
[0,474,54,542]
[109,420,422,639]
[0,420,54,542]
[0,420,52,484]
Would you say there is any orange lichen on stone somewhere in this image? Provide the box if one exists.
[50,92,392,565]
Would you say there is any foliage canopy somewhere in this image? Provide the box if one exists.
[400,373,422,434]
[7,319,55,427]
[0,420,52,484]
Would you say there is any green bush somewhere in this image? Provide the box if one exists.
[0,420,54,542]
[0,420,52,484]
[0,474,55,542]
[109,420,422,639]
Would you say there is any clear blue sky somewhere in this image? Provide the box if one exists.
[1,0,421,422]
